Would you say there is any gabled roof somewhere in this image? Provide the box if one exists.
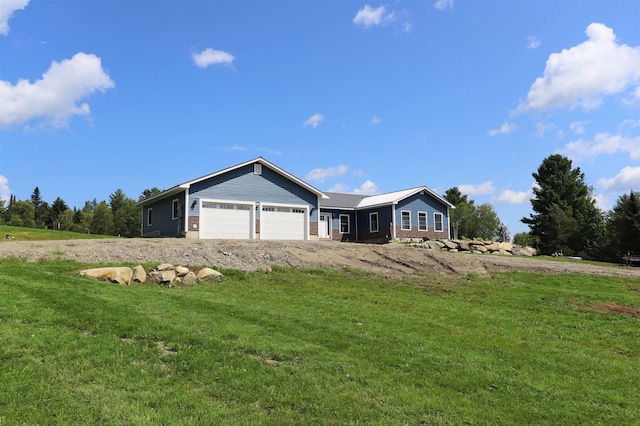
[137,157,328,206]
[320,186,454,210]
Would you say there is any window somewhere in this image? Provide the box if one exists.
[434,212,444,232]
[147,208,153,226]
[172,199,180,220]
[369,212,379,233]
[401,211,411,230]
[418,212,427,231]
[254,164,262,175]
[339,214,350,234]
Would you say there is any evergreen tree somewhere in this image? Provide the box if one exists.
[139,188,162,201]
[30,187,45,228]
[91,201,114,235]
[50,197,69,230]
[522,154,604,257]
[606,191,640,260]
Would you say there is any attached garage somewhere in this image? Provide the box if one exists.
[260,205,308,240]
[199,201,254,239]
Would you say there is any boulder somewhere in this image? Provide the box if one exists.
[470,244,488,253]
[458,242,470,252]
[512,245,537,257]
[443,240,458,250]
[498,242,513,252]
[80,267,133,285]
[157,263,174,271]
[197,267,224,282]
[175,266,190,277]
[426,240,445,250]
[132,265,147,283]
[182,271,198,285]
[149,269,176,285]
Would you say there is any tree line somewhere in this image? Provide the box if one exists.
[1,154,638,263]
[0,187,161,238]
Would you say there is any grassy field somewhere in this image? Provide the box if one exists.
[1,258,639,425]
[0,225,115,241]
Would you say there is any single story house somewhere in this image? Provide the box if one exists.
[137,157,453,242]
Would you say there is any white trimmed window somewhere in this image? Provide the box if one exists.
[172,199,180,220]
[147,208,153,226]
[401,211,411,230]
[369,212,379,233]
[418,212,427,231]
[254,164,262,175]
[434,212,443,232]
[339,214,350,234]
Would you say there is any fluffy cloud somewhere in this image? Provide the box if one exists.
[370,116,381,125]
[305,165,348,183]
[303,113,325,128]
[488,122,516,136]
[569,120,589,135]
[352,180,379,195]
[560,133,640,162]
[0,175,11,202]
[526,36,541,49]
[598,166,640,193]
[434,0,454,10]
[516,23,640,114]
[0,0,29,35]
[493,189,532,204]
[459,181,496,196]
[192,48,235,68]
[0,52,115,129]
[327,183,349,193]
[353,5,393,28]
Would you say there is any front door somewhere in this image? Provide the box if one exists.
[319,214,331,239]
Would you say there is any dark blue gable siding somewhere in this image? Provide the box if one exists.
[356,206,393,241]
[187,164,319,221]
[142,191,186,237]
[396,193,449,231]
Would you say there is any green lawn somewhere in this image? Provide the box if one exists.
[1,259,639,424]
[0,225,115,241]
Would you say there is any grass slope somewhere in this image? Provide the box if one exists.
[0,225,115,241]
[1,260,639,424]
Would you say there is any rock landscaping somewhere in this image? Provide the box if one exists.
[79,263,224,287]
[395,238,538,257]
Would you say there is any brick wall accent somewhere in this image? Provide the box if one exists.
[256,218,260,234]
[188,216,199,231]
[309,221,318,237]
[332,228,356,242]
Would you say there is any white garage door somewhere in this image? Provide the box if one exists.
[200,202,253,239]
[260,205,307,240]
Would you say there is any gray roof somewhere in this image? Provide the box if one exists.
[320,187,455,210]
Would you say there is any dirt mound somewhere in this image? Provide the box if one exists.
[1,238,639,279]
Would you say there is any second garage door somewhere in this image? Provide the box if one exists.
[260,205,307,240]
[200,201,253,239]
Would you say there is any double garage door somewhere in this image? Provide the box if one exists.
[199,201,307,240]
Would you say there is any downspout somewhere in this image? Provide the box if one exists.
[355,210,358,242]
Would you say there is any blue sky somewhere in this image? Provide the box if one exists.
[1,0,639,237]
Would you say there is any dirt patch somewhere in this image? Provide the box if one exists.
[585,303,640,317]
[1,238,639,279]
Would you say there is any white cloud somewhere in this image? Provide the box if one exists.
[459,181,496,196]
[370,116,381,125]
[535,122,556,138]
[192,48,235,68]
[526,36,541,49]
[305,165,348,183]
[560,133,640,162]
[592,193,610,212]
[303,113,324,128]
[0,0,29,35]
[598,166,640,193]
[493,189,532,204]
[0,175,10,202]
[516,23,640,114]
[353,5,393,28]
[569,120,589,134]
[488,122,516,136]
[327,183,349,193]
[0,52,115,129]
[352,180,379,195]
[434,0,454,11]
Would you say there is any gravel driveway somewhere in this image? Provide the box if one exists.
[1,238,639,279]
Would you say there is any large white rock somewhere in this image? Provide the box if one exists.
[80,267,133,285]
[197,267,224,282]
[132,265,147,283]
